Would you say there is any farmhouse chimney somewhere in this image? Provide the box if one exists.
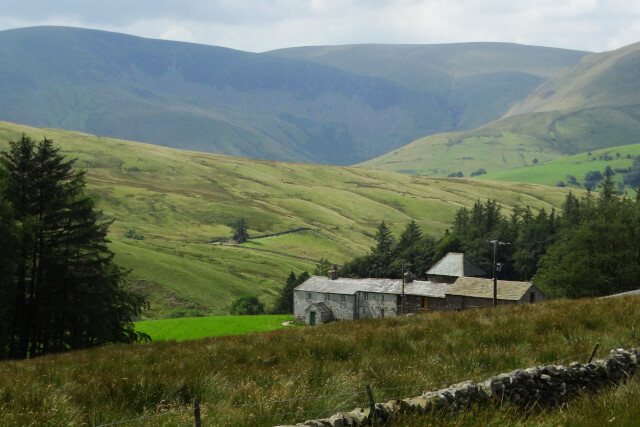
[328,267,339,280]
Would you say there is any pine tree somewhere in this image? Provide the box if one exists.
[231,217,249,243]
[373,220,394,255]
[0,136,147,359]
[397,220,422,251]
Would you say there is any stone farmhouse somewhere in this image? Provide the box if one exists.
[294,252,545,325]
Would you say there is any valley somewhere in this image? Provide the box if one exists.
[361,42,640,178]
[0,120,575,316]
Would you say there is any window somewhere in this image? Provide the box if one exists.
[363,292,368,301]
[340,295,346,303]
[380,309,385,318]
[361,308,366,315]
[306,293,312,300]
[381,294,385,302]
[325,293,330,301]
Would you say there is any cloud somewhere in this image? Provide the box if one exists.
[1,0,639,52]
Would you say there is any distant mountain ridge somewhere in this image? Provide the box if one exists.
[0,26,588,165]
[360,41,640,176]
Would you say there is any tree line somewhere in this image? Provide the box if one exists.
[0,136,148,360]
[337,171,640,299]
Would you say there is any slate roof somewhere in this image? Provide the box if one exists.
[601,289,640,298]
[295,276,450,298]
[305,302,332,313]
[447,277,536,301]
[427,252,485,278]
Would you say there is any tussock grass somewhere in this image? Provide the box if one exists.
[1,296,639,426]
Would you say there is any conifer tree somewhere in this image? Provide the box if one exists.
[0,136,147,359]
[373,220,394,255]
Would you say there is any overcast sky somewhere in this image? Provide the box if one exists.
[1,0,639,53]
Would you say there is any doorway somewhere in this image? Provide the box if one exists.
[310,311,316,326]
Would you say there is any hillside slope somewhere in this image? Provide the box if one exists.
[0,27,586,165]
[0,121,576,316]
[360,42,640,176]
[271,43,587,130]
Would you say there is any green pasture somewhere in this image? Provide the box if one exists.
[0,121,576,317]
[480,143,640,190]
[361,108,640,178]
[134,315,295,341]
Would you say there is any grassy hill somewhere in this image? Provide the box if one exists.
[1,296,639,425]
[359,42,640,177]
[479,143,640,192]
[0,121,577,317]
[0,27,587,165]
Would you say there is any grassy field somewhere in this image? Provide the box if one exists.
[134,315,295,341]
[479,143,640,192]
[0,296,638,426]
[0,121,577,317]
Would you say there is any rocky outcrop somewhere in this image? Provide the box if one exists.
[277,348,639,426]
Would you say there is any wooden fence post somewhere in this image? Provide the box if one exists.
[587,343,600,364]
[194,399,201,427]
[366,384,376,424]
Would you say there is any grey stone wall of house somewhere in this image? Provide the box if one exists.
[517,286,546,303]
[427,274,457,284]
[399,295,423,314]
[357,292,398,319]
[397,295,452,314]
[446,294,511,309]
[425,296,450,311]
[294,290,356,323]
[278,348,640,427]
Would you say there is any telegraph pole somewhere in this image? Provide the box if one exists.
[401,265,406,315]
[401,264,412,315]
[488,240,509,307]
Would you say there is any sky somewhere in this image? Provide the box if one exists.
[1,0,639,53]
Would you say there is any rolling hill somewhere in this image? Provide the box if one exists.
[478,143,640,192]
[359,42,640,177]
[0,121,577,317]
[0,27,587,166]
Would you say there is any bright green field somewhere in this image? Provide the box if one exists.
[134,315,295,341]
[0,121,577,317]
[480,143,640,192]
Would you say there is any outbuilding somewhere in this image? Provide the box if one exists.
[445,277,545,309]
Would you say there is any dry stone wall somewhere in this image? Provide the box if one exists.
[277,348,640,427]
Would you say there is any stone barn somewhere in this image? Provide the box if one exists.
[445,277,545,309]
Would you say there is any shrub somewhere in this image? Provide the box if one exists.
[470,168,487,177]
[123,228,145,240]
[230,295,265,315]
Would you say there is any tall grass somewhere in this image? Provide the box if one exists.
[1,296,639,425]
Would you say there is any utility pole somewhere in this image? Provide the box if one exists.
[401,264,411,315]
[401,265,405,315]
[488,240,509,307]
